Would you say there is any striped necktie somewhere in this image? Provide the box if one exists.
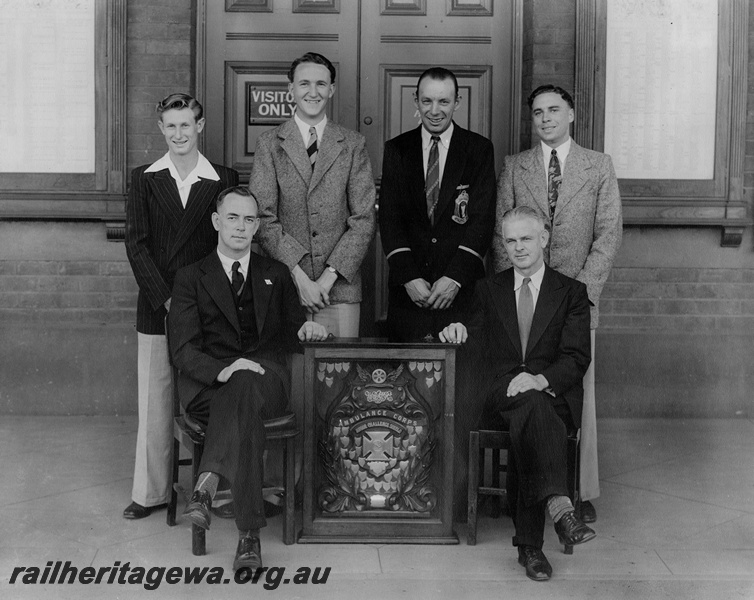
[231,261,244,299]
[307,126,318,170]
[425,135,440,225]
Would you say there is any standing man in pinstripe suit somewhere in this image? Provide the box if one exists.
[124,93,238,520]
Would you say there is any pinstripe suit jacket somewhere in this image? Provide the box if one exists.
[125,162,239,334]
[249,118,377,304]
[492,141,622,328]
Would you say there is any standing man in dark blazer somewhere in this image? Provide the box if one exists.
[492,85,623,523]
[169,187,327,570]
[379,67,496,342]
[250,52,376,337]
[440,207,595,582]
[124,93,238,520]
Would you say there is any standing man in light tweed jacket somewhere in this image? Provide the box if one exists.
[250,52,376,337]
[492,85,623,524]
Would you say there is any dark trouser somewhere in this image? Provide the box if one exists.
[485,388,574,549]
[185,370,287,531]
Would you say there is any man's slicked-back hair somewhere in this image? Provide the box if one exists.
[156,93,203,122]
[287,52,336,84]
[416,67,459,98]
[527,84,575,109]
[215,185,256,212]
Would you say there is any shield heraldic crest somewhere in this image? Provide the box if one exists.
[316,360,440,513]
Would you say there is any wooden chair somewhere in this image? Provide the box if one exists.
[467,429,581,553]
[166,406,299,554]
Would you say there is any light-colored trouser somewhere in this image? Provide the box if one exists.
[580,329,599,501]
[131,333,173,507]
[283,303,361,485]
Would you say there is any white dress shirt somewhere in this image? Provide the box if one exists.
[217,249,251,285]
[145,151,220,208]
[294,112,327,147]
[514,262,545,310]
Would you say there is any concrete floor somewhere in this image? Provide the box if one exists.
[1,416,754,600]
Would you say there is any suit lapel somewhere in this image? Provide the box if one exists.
[200,253,240,335]
[250,255,272,339]
[170,177,218,261]
[309,122,344,192]
[491,270,523,358]
[435,123,467,223]
[279,118,313,187]
[526,266,566,355]
[520,148,551,217]
[555,141,590,218]
[403,127,427,218]
[150,170,184,230]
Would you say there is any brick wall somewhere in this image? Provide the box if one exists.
[127,0,194,172]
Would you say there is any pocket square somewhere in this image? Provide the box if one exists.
[265,279,272,285]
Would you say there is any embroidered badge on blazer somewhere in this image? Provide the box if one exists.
[452,184,470,224]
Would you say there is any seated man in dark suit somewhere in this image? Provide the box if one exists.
[168,186,327,571]
[440,206,595,581]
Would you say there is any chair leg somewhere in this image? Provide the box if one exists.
[283,436,296,545]
[563,434,579,555]
[190,442,206,556]
[166,436,180,526]
[467,431,480,546]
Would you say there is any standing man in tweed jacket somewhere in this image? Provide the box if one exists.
[250,52,377,337]
[492,85,623,524]
[124,93,238,520]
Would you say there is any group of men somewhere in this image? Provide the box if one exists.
[123,52,622,581]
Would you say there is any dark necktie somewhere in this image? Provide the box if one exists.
[547,148,561,219]
[231,261,244,298]
[518,277,533,356]
[307,126,317,170]
[425,135,440,225]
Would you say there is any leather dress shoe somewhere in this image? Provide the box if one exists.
[517,545,552,581]
[211,502,235,519]
[233,536,263,572]
[183,490,212,530]
[554,510,596,546]
[123,502,166,520]
[578,500,597,523]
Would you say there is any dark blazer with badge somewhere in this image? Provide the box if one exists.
[168,251,305,408]
[125,162,239,334]
[379,123,496,341]
[473,265,591,427]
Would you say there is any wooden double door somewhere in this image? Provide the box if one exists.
[198,0,520,331]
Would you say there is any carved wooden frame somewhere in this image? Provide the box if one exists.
[576,0,751,246]
[0,0,127,229]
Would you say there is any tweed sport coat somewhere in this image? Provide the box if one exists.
[249,118,377,304]
[491,141,622,328]
[125,162,239,334]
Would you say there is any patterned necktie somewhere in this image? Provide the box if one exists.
[231,261,244,298]
[307,126,318,170]
[518,277,533,356]
[425,135,440,224]
[547,148,561,219]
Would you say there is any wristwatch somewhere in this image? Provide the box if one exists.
[326,265,338,275]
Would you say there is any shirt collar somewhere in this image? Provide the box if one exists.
[540,137,571,165]
[421,122,454,150]
[294,113,327,144]
[514,262,545,291]
[144,151,220,181]
[217,248,251,279]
